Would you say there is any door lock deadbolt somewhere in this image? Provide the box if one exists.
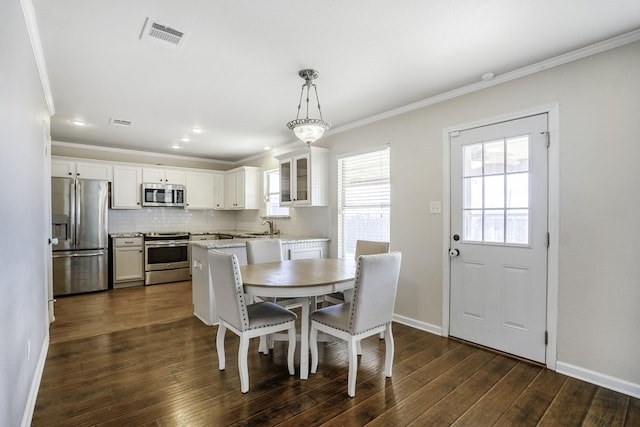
[453,234,460,241]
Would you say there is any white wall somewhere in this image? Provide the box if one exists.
[0,0,51,425]
[320,41,640,394]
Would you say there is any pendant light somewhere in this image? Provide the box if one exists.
[286,69,331,145]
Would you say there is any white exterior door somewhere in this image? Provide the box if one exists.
[449,113,548,363]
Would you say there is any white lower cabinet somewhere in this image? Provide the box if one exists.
[191,240,326,326]
[112,237,144,288]
[282,241,327,260]
[191,245,248,326]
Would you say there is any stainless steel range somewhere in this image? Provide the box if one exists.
[144,232,190,285]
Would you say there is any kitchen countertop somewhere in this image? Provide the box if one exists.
[109,232,144,238]
[191,235,329,249]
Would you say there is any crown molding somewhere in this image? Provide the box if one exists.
[329,28,640,137]
[52,140,236,165]
[20,0,55,116]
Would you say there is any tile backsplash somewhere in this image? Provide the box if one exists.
[108,207,330,237]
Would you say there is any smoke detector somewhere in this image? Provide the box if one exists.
[139,17,185,48]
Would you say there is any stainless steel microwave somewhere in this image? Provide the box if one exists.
[141,183,185,207]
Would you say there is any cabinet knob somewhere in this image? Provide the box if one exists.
[68,172,72,175]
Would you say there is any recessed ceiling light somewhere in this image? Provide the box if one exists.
[191,127,203,134]
[481,72,495,81]
[70,120,87,126]
[263,146,272,150]
[170,144,181,150]
[180,137,191,142]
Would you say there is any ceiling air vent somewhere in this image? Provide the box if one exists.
[140,17,185,48]
[109,118,132,127]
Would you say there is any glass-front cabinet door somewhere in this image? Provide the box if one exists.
[279,159,292,204]
[294,155,310,204]
[276,146,328,207]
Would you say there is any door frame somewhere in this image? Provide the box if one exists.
[441,103,559,370]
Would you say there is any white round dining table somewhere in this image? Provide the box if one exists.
[240,258,356,379]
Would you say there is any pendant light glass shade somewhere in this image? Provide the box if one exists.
[287,69,331,144]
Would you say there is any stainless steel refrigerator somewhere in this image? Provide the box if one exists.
[51,177,109,296]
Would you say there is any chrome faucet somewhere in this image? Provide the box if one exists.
[262,219,274,236]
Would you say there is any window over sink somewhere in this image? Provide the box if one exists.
[265,169,290,217]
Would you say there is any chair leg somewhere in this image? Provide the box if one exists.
[238,334,250,393]
[216,323,226,371]
[287,325,296,375]
[310,324,319,374]
[347,337,358,397]
[384,323,394,378]
[356,339,362,355]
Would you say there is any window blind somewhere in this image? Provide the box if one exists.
[338,147,390,259]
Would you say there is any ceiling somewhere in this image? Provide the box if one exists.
[32,0,640,162]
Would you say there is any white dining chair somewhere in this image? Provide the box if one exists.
[310,251,402,397]
[246,238,303,354]
[208,249,297,393]
[324,240,390,305]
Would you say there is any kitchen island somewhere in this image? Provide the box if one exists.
[190,236,329,325]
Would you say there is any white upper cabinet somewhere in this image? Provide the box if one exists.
[276,146,328,207]
[51,159,112,181]
[142,167,186,185]
[213,173,225,210]
[112,165,142,209]
[224,166,260,209]
[185,171,215,210]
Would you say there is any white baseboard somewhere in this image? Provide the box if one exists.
[21,333,49,427]
[393,313,442,336]
[556,361,640,399]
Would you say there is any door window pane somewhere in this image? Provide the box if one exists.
[463,210,483,242]
[506,209,529,244]
[461,135,531,246]
[464,143,483,176]
[484,175,504,208]
[463,177,483,209]
[484,140,505,174]
[507,172,529,208]
[484,210,505,243]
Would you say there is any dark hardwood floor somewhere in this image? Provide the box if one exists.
[33,281,639,426]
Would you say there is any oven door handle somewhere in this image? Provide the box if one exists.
[144,242,189,248]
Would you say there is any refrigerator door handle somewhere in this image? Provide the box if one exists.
[52,250,106,258]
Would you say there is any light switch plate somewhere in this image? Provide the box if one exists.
[429,201,442,214]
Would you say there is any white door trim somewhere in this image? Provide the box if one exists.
[442,103,559,370]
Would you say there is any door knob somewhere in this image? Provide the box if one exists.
[449,248,460,257]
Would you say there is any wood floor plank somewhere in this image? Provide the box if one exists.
[493,367,568,427]
[582,387,630,427]
[537,376,598,426]
[32,281,640,426]
[370,349,496,426]
[625,396,640,426]
[451,361,541,426]
[408,355,517,425]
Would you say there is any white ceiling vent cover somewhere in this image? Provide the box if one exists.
[109,118,132,127]
[140,18,185,48]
